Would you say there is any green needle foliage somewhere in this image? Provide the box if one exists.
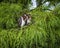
[0,3,60,48]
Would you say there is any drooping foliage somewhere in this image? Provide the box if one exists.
[0,2,60,48]
[0,0,60,48]
[0,3,22,29]
[0,0,31,8]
